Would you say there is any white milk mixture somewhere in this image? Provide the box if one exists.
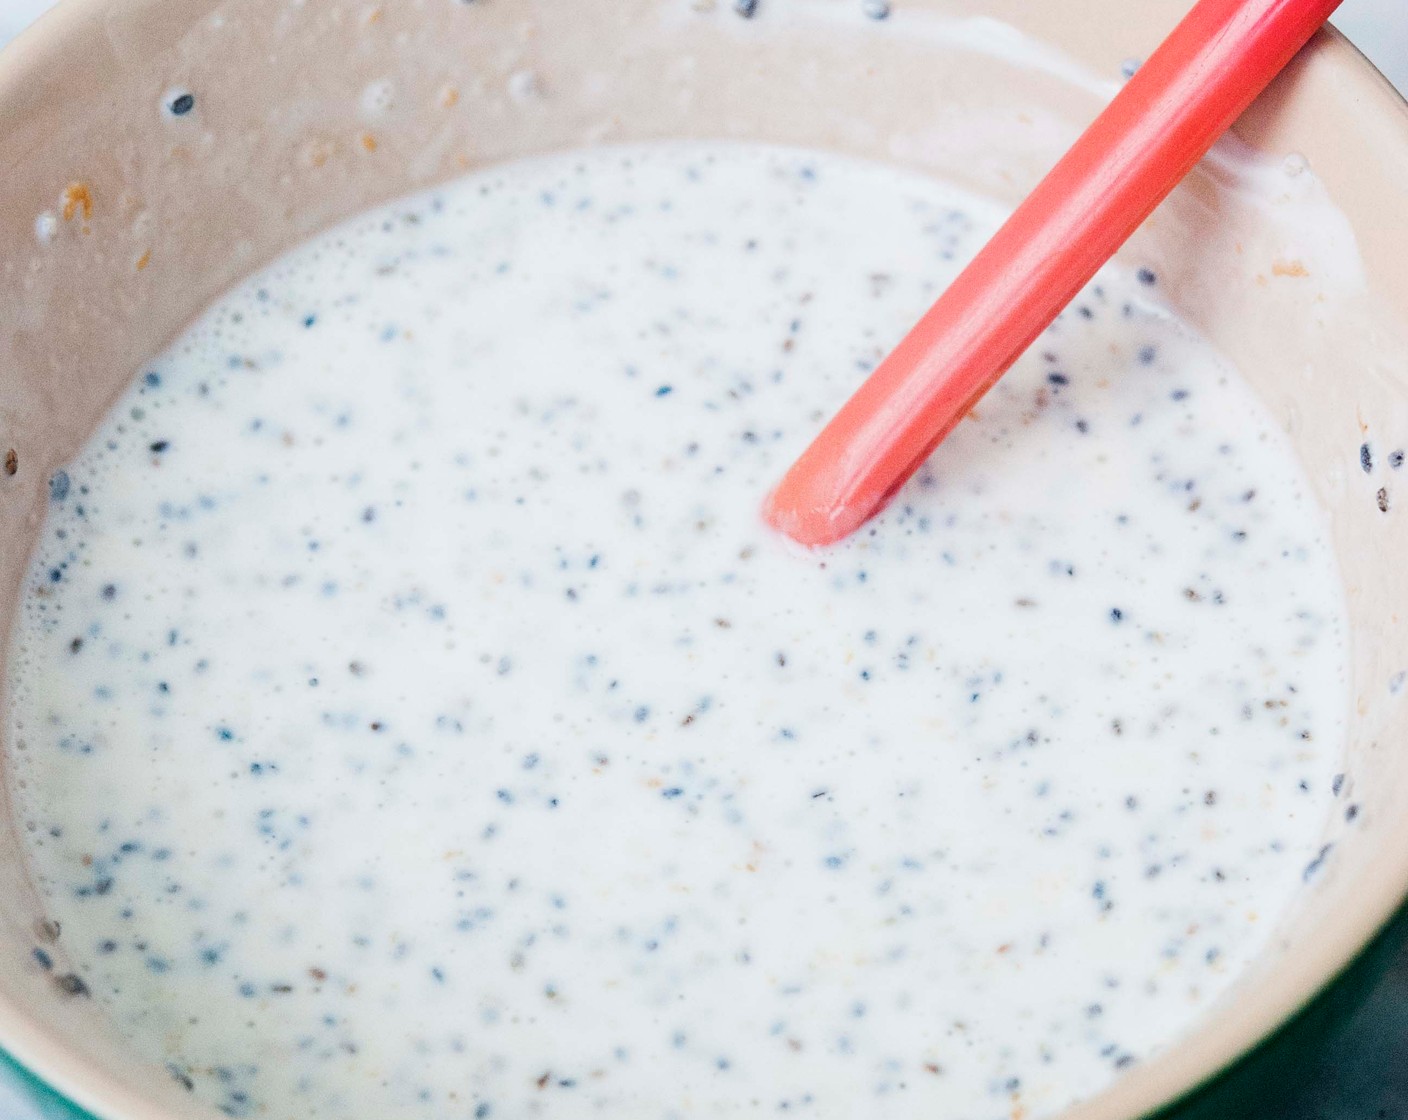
[7,145,1347,1120]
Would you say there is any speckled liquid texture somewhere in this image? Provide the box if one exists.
[6,145,1347,1120]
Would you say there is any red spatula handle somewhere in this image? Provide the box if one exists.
[764,0,1343,547]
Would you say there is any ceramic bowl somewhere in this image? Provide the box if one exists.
[1,1,1407,1117]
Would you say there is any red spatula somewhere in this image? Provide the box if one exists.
[763,0,1344,547]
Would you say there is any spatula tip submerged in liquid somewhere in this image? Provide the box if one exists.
[763,0,1344,548]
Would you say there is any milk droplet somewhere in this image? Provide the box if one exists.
[361,79,396,117]
[507,70,540,102]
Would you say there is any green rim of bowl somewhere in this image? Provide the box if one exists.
[1144,896,1408,1119]
[0,1048,100,1120]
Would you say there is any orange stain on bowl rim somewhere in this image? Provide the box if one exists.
[61,182,93,222]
